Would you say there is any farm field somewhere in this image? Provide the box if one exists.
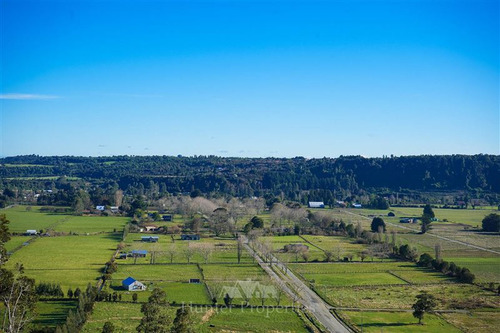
[440,311,500,333]
[82,302,311,332]
[5,235,32,252]
[1,205,130,234]
[341,311,462,332]
[122,233,254,264]
[5,233,121,290]
[32,300,78,329]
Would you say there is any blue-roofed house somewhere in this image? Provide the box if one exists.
[122,277,146,291]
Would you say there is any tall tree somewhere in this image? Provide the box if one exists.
[370,217,386,233]
[482,213,500,232]
[412,292,437,324]
[171,306,193,333]
[136,288,171,333]
[423,204,435,219]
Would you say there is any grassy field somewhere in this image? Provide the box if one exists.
[341,311,461,332]
[32,300,77,329]
[1,205,130,234]
[5,235,33,252]
[5,233,121,290]
[319,283,499,310]
[440,311,500,333]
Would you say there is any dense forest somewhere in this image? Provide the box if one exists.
[1,154,499,207]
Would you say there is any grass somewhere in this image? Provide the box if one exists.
[341,311,462,332]
[113,263,202,282]
[53,215,129,233]
[318,284,499,310]
[201,263,267,281]
[81,302,147,332]
[5,235,33,252]
[5,234,121,290]
[32,300,77,328]
[444,257,500,283]
[440,311,500,333]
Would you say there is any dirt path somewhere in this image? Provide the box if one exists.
[242,236,352,333]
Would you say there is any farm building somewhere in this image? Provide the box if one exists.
[141,236,159,242]
[400,218,417,223]
[110,206,119,213]
[131,250,148,257]
[25,230,37,236]
[162,215,172,221]
[117,253,128,259]
[308,201,325,208]
[335,200,346,208]
[122,277,146,291]
[352,203,362,208]
[95,205,105,211]
[181,234,200,241]
[144,225,158,232]
[388,212,395,217]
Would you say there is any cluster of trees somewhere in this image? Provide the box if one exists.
[55,284,98,333]
[417,253,475,283]
[2,155,499,207]
[35,283,64,298]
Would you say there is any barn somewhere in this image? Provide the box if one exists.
[122,277,146,291]
[308,201,325,208]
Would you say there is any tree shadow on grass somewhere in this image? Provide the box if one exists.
[359,322,417,328]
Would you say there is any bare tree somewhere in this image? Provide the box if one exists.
[183,243,195,264]
[323,250,334,262]
[114,190,124,207]
[434,243,442,261]
[194,243,214,264]
[166,244,177,264]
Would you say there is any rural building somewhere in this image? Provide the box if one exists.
[122,277,146,291]
[144,225,158,232]
[110,206,119,213]
[400,218,417,224]
[162,215,173,221]
[308,201,325,208]
[336,200,346,208]
[189,278,201,284]
[141,236,159,242]
[181,234,200,241]
[95,205,105,211]
[388,212,395,217]
[25,230,37,236]
[131,250,148,257]
[352,203,362,208]
[117,253,128,259]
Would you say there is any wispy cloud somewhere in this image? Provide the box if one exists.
[0,93,60,100]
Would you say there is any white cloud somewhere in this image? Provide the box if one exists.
[0,93,60,100]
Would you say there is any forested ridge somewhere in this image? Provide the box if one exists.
[1,155,499,204]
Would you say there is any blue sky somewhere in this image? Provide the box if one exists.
[1,0,498,157]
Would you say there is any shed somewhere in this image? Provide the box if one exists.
[144,225,158,232]
[352,203,362,208]
[308,201,325,208]
[141,236,159,242]
[122,277,146,291]
[96,205,105,211]
[131,250,148,257]
[189,278,201,284]
[162,215,172,221]
[181,234,200,241]
[26,230,37,236]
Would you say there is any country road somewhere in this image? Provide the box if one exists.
[343,210,500,255]
[242,236,351,333]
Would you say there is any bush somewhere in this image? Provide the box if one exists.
[371,217,386,233]
[482,213,500,232]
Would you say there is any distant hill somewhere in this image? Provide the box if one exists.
[1,155,499,204]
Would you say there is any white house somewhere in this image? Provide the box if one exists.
[352,203,362,208]
[122,277,146,291]
[96,205,105,211]
[308,201,325,208]
[26,230,37,236]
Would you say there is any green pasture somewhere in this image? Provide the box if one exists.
[113,263,202,282]
[32,300,77,328]
[201,263,267,281]
[5,235,32,252]
[342,311,461,333]
[53,215,129,233]
[107,280,211,304]
[1,205,70,232]
[81,302,149,332]
[441,311,500,333]
[320,283,499,310]
[444,257,500,283]
[5,234,120,290]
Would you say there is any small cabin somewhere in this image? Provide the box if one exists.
[122,277,146,291]
[141,236,159,242]
[181,234,200,241]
